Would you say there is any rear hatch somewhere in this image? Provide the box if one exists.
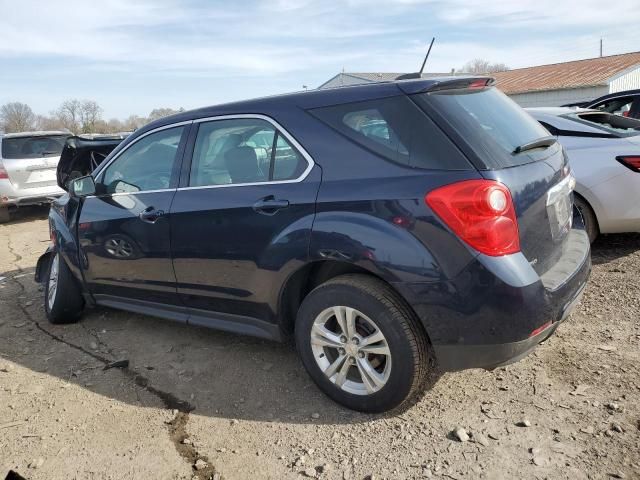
[411,81,574,276]
[1,134,69,190]
[57,134,128,190]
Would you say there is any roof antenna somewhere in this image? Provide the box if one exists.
[397,37,435,80]
[419,37,435,75]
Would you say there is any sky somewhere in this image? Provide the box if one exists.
[1,0,640,119]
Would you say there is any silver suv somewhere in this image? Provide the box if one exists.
[0,131,69,222]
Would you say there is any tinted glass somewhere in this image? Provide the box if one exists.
[571,112,640,137]
[592,97,633,116]
[310,96,470,170]
[273,134,307,180]
[101,126,184,194]
[190,118,307,186]
[1,135,69,159]
[415,87,552,168]
[538,121,558,136]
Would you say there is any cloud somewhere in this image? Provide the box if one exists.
[1,0,639,117]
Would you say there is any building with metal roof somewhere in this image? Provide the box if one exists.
[319,52,640,107]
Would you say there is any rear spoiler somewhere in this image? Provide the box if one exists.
[396,76,495,95]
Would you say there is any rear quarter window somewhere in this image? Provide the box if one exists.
[309,96,471,170]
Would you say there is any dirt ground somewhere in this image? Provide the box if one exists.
[1,206,639,480]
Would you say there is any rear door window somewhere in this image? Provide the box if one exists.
[414,87,553,168]
[189,118,308,187]
[309,96,471,170]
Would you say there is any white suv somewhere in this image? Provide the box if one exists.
[0,131,69,222]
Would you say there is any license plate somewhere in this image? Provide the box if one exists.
[546,175,574,240]
[27,169,56,183]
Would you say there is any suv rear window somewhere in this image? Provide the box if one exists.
[414,87,552,169]
[1,135,69,159]
[309,96,471,170]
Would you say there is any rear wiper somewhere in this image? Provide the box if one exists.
[513,136,557,154]
[41,151,58,156]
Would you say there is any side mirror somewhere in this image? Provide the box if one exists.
[70,175,96,197]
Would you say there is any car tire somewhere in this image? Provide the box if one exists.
[295,274,432,413]
[45,252,84,324]
[0,206,9,224]
[574,196,598,243]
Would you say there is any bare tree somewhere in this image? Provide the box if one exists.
[79,100,103,133]
[1,101,186,135]
[53,99,104,133]
[55,99,83,133]
[0,102,36,133]
[34,114,65,132]
[122,114,147,131]
[147,107,184,122]
[460,59,509,74]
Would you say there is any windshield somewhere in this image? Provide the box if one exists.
[570,112,640,137]
[1,135,69,159]
[415,87,554,168]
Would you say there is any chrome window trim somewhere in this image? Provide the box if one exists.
[87,114,316,199]
[179,114,315,191]
[85,188,175,199]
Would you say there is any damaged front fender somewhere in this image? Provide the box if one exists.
[35,245,55,283]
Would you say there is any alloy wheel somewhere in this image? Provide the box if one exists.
[105,238,134,258]
[310,306,391,395]
[47,254,59,310]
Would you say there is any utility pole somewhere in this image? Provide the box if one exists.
[600,38,603,57]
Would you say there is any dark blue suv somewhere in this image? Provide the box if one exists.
[36,77,591,412]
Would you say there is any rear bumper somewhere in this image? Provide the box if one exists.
[394,225,591,372]
[0,179,64,206]
[432,280,586,371]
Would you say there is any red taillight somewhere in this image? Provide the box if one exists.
[0,162,8,179]
[617,156,640,172]
[425,179,520,256]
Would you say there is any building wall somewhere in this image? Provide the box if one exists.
[508,86,608,107]
[609,66,640,93]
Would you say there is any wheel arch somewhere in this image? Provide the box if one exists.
[573,189,600,233]
[277,260,429,342]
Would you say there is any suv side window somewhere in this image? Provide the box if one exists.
[189,118,307,187]
[310,96,470,170]
[101,126,185,194]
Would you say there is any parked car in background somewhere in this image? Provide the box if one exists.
[562,89,640,119]
[0,131,70,222]
[527,107,640,242]
[36,77,590,412]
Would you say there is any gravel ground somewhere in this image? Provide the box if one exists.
[0,206,639,480]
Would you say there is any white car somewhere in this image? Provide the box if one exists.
[526,108,640,242]
[0,131,70,222]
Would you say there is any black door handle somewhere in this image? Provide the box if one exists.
[252,197,290,215]
[139,206,164,223]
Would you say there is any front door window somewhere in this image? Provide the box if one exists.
[101,126,185,194]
